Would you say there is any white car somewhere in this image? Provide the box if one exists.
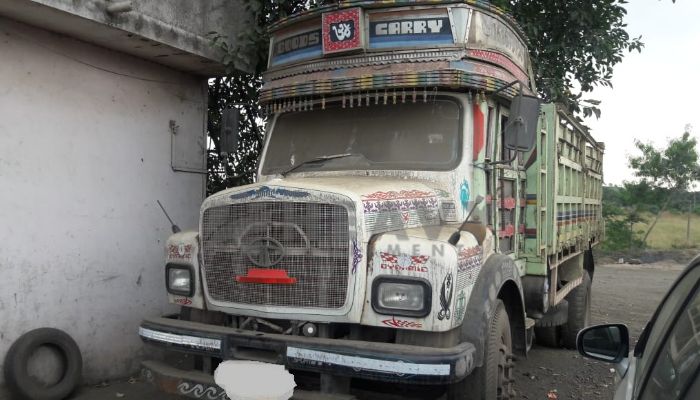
[577,256,700,400]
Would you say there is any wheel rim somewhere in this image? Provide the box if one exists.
[496,335,515,399]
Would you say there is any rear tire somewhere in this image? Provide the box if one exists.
[534,325,560,348]
[562,271,592,349]
[448,300,514,400]
[533,301,568,348]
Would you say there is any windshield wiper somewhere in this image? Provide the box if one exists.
[280,153,362,176]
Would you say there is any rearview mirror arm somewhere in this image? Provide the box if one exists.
[485,80,528,166]
[486,149,519,166]
[488,79,521,99]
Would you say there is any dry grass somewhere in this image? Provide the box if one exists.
[636,212,700,249]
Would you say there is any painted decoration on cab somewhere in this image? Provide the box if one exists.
[369,16,453,49]
[362,190,440,232]
[379,252,430,273]
[382,316,422,329]
[459,180,470,210]
[230,186,310,200]
[454,291,467,325]
[352,240,362,274]
[362,190,438,213]
[173,297,192,306]
[457,246,482,272]
[456,246,483,293]
[322,8,364,54]
[437,273,453,320]
[270,29,322,66]
[168,244,193,260]
[362,189,433,201]
[440,201,457,222]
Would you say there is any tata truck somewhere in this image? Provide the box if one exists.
[138,1,605,399]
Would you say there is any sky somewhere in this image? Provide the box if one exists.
[583,0,700,185]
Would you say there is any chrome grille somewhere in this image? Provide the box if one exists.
[201,202,350,309]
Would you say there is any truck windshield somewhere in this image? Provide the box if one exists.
[261,98,461,175]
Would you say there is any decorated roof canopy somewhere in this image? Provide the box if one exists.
[261,1,534,110]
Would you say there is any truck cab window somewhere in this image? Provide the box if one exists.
[262,98,462,175]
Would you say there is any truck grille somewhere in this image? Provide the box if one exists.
[201,202,350,309]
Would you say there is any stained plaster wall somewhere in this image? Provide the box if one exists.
[0,17,206,383]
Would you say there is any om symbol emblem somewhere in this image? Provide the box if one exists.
[331,22,354,41]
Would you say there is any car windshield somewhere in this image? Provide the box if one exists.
[261,98,462,175]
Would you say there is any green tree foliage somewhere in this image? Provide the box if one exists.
[207,73,266,192]
[206,0,669,194]
[628,131,700,244]
[207,0,311,193]
[491,0,644,118]
[602,182,662,250]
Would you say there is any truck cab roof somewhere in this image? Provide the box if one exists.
[261,1,536,110]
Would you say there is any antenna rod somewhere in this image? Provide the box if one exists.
[157,200,181,234]
[448,195,485,245]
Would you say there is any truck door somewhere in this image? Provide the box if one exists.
[488,107,527,258]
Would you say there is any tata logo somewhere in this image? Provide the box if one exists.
[374,18,448,36]
[245,237,285,267]
[330,20,355,42]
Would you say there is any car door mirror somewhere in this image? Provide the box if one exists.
[220,108,240,157]
[577,324,630,363]
[504,93,541,153]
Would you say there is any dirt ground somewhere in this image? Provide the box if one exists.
[0,261,684,400]
[513,261,683,400]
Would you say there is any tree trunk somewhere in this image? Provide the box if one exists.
[628,220,634,250]
[642,193,674,246]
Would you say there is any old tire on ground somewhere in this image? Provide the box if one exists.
[562,271,592,349]
[448,300,514,400]
[4,328,82,400]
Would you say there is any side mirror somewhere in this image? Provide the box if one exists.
[504,93,541,153]
[220,108,240,157]
[577,324,630,363]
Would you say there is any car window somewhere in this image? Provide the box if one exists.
[635,267,700,388]
[638,268,700,400]
[680,368,700,399]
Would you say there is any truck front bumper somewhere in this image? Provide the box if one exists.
[139,317,476,386]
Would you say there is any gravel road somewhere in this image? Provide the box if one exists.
[1,262,682,400]
[513,261,684,400]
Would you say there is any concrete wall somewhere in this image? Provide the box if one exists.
[0,0,255,75]
[0,16,206,383]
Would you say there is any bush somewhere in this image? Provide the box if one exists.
[602,219,644,251]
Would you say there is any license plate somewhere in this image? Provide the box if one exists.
[214,360,296,400]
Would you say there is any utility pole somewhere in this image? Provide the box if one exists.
[684,123,695,247]
[689,190,696,246]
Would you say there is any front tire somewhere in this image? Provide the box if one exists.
[448,300,515,400]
